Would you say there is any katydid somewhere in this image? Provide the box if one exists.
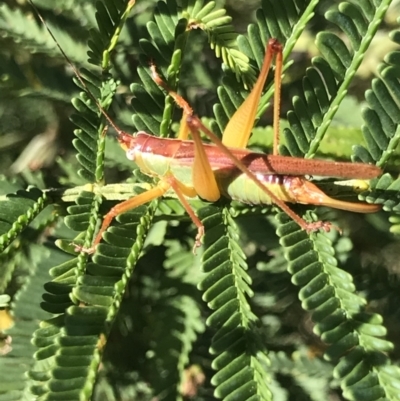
[33,7,381,253]
[86,38,381,253]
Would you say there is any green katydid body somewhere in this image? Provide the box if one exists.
[88,36,382,252]
[122,131,381,214]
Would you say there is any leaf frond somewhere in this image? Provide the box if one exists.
[0,187,48,253]
[0,3,88,66]
[280,0,392,159]
[276,211,398,401]
[353,26,400,169]
[198,205,272,401]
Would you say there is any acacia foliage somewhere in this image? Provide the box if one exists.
[0,0,400,400]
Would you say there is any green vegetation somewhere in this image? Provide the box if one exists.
[1,0,400,400]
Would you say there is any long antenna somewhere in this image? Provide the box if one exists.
[29,0,124,137]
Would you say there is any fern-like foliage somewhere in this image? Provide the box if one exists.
[198,205,271,400]
[1,0,400,400]
[275,211,400,400]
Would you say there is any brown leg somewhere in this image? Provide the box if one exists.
[150,64,194,117]
[272,41,283,156]
[77,181,172,254]
[77,174,206,254]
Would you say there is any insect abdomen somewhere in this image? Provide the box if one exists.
[217,173,295,205]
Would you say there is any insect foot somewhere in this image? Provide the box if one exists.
[193,226,205,254]
[73,242,95,255]
[305,221,342,235]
